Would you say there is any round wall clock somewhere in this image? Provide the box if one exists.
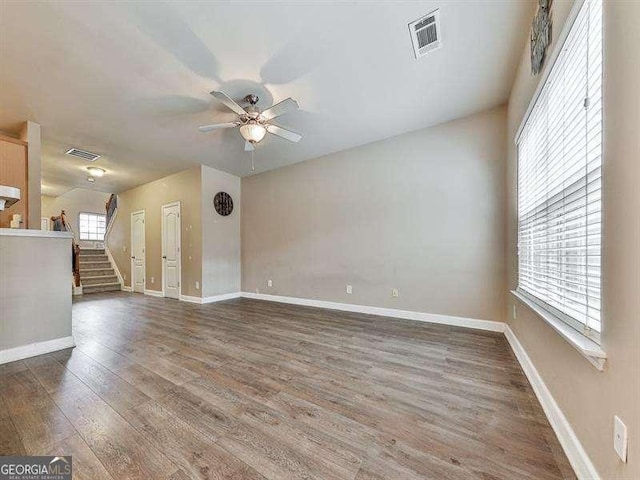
[213,191,233,216]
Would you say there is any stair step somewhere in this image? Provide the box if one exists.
[82,275,118,286]
[81,261,111,269]
[81,255,108,262]
[80,249,105,255]
[83,282,121,294]
[80,268,115,277]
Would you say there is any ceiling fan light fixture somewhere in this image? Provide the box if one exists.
[239,121,267,143]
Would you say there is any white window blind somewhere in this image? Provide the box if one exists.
[517,0,602,340]
[79,212,106,241]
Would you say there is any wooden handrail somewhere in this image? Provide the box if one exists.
[56,210,81,287]
[106,194,117,227]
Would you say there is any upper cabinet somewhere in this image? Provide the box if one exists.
[0,135,29,229]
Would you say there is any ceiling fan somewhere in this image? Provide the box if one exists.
[198,91,302,151]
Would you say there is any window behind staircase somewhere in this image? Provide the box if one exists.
[79,212,106,241]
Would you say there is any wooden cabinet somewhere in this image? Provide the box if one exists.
[0,135,29,229]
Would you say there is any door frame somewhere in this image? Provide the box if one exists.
[130,209,145,293]
[161,201,181,299]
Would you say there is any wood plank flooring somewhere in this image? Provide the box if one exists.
[0,292,576,479]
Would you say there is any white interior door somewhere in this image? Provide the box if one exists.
[131,210,145,294]
[162,202,181,299]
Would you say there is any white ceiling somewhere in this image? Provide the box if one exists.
[0,1,534,195]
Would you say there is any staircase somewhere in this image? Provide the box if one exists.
[79,248,121,294]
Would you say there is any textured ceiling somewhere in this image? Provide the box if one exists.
[0,0,534,195]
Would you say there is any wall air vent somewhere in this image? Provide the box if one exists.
[409,9,442,59]
[65,148,101,162]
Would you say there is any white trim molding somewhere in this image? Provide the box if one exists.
[0,336,75,365]
[511,290,606,370]
[144,289,163,297]
[180,292,242,304]
[0,228,73,239]
[121,285,132,292]
[504,326,600,480]
[240,292,505,332]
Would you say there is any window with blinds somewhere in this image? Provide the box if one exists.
[517,0,602,341]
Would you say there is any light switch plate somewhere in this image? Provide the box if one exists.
[614,415,628,462]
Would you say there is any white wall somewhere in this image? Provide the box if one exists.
[42,188,111,248]
[0,231,72,355]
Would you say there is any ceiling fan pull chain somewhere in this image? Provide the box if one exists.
[251,149,255,172]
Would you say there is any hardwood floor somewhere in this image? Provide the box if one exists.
[1,292,575,479]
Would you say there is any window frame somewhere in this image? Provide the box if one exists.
[512,0,606,368]
[78,212,107,242]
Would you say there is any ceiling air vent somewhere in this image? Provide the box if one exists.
[409,9,442,59]
[65,148,101,162]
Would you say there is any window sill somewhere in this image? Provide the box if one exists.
[510,290,607,371]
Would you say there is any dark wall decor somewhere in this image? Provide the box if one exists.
[531,0,553,75]
[213,191,233,216]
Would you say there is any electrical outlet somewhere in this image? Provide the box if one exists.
[122,245,127,252]
[614,416,628,462]
[267,279,273,287]
[392,288,399,298]
[513,304,517,320]
[346,285,352,294]
[195,281,200,290]
[151,277,154,284]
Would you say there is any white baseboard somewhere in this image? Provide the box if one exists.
[122,285,132,292]
[180,292,242,304]
[0,336,75,365]
[240,292,505,332]
[504,326,600,480]
[144,289,163,297]
[179,294,201,304]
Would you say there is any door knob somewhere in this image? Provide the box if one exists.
[162,255,167,259]
[131,256,135,259]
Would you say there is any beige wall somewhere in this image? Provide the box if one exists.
[201,165,241,297]
[507,1,640,478]
[242,106,507,322]
[0,231,72,352]
[19,121,41,229]
[107,167,202,297]
[41,188,111,248]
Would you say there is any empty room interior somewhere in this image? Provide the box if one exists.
[1,0,639,479]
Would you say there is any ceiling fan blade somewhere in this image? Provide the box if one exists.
[261,98,299,120]
[244,140,255,152]
[210,90,246,116]
[198,122,238,132]
[266,124,302,143]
